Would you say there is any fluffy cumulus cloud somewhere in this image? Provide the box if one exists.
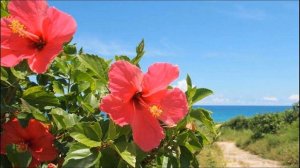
[288,94,299,102]
[263,96,278,102]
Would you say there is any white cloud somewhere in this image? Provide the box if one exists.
[263,96,278,102]
[173,79,188,92]
[288,94,299,102]
[211,96,230,104]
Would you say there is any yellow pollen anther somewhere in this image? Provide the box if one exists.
[9,19,26,37]
[149,105,163,118]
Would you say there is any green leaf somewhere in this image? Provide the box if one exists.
[84,93,99,109]
[53,57,69,75]
[49,108,80,130]
[185,132,203,153]
[10,67,26,79]
[6,144,32,168]
[191,88,213,104]
[63,143,101,168]
[113,142,136,167]
[22,86,60,107]
[52,81,64,95]
[72,70,94,83]
[69,122,102,147]
[186,74,192,89]
[78,54,109,83]
[131,39,145,65]
[1,1,9,18]
[190,108,215,133]
[177,132,189,145]
[64,44,77,55]
[115,55,131,61]
[80,101,95,114]
[20,99,48,122]
[107,120,117,140]
[179,146,193,168]
[0,67,8,82]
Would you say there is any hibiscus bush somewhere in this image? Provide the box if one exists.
[1,0,215,167]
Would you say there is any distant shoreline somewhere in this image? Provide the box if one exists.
[193,105,292,122]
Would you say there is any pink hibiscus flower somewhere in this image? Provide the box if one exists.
[1,0,77,74]
[100,61,188,152]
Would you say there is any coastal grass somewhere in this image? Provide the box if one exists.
[219,119,299,167]
[197,143,226,168]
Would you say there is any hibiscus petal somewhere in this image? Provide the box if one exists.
[42,7,77,43]
[142,63,179,97]
[28,158,41,168]
[100,94,133,126]
[159,88,188,126]
[0,119,29,154]
[109,61,143,101]
[132,105,165,152]
[30,134,57,162]
[1,48,22,67]
[25,119,50,139]
[1,18,36,65]
[27,43,63,74]
[8,0,48,33]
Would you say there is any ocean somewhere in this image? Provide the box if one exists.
[194,105,292,122]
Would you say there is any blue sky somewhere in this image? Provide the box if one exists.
[50,1,299,105]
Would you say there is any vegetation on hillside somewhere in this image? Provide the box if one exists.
[219,102,299,167]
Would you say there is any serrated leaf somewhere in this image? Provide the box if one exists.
[78,54,109,83]
[113,142,136,167]
[49,108,79,130]
[20,99,48,122]
[22,86,60,107]
[115,55,131,61]
[63,143,101,168]
[72,70,94,83]
[69,122,102,147]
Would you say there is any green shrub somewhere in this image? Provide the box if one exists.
[283,109,299,124]
[249,113,282,138]
[223,116,249,130]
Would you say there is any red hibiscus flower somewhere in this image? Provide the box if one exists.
[100,61,188,151]
[0,118,58,167]
[1,0,77,74]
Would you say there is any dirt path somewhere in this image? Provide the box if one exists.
[216,141,282,168]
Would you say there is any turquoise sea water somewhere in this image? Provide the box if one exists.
[194,105,292,122]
